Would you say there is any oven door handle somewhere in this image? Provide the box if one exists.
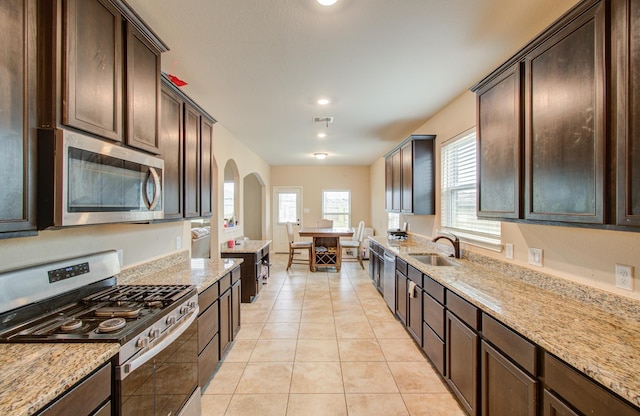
[120,306,199,380]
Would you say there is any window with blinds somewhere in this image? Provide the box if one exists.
[441,129,501,245]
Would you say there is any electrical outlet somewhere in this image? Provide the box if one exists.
[116,249,124,267]
[176,236,182,249]
[528,248,543,267]
[505,243,514,260]
[615,264,634,291]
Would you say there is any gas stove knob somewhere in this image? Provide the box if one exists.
[148,328,160,339]
[136,337,149,348]
[188,301,197,309]
[166,315,176,326]
[180,305,189,315]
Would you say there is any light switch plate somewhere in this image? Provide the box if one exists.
[176,236,182,249]
[505,243,514,260]
[615,264,634,291]
[528,248,543,267]
[117,249,124,267]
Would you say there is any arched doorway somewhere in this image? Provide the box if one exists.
[243,172,265,239]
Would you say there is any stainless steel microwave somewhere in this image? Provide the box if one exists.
[37,129,164,228]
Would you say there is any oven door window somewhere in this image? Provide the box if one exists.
[67,147,162,212]
[120,320,198,415]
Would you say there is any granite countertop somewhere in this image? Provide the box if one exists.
[0,343,119,416]
[118,250,243,293]
[370,235,640,407]
[220,240,271,255]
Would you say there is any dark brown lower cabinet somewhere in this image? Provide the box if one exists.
[480,341,536,416]
[542,389,580,416]
[197,265,241,388]
[423,322,445,375]
[231,279,241,339]
[446,311,479,415]
[422,290,446,376]
[544,353,640,416]
[395,272,408,325]
[407,284,422,345]
[198,333,219,388]
[219,287,231,357]
[40,363,111,416]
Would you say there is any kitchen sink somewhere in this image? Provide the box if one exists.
[408,253,459,267]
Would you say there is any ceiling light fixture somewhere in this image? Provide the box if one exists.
[317,133,327,138]
[317,0,337,6]
[317,98,330,105]
[314,153,328,160]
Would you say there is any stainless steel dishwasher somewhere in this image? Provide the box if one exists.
[382,249,396,312]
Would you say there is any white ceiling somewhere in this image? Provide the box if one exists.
[126,0,578,166]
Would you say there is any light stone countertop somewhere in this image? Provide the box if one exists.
[0,343,119,416]
[118,250,243,292]
[370,234,640,407]
[220,240,271,255]
[0,251,242,416]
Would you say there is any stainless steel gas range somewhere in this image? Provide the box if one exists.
[0,251,201,416]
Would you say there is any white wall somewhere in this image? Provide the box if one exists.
[213,124,271,255]
[271,165,371,229]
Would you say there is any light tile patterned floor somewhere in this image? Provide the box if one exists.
[202,254,465,416]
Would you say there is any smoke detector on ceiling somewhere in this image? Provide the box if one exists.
[313,117,334,127]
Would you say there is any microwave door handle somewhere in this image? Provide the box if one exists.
[146,167,161,210]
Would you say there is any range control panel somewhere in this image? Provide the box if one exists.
[48,262,90,283]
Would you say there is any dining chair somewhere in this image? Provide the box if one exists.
[316,218,333,228]
[341,220,365,269]
[286,222,312,271]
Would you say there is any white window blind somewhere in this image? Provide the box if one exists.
[441,129,500,245]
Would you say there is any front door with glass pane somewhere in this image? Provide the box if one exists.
[273,187,302,253]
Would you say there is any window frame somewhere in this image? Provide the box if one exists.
[440,128,502,250]
[321,189,351,228]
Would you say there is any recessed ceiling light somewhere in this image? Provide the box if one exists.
[317,0,337,6]
[317,98,330,105]
[314,153,328,160]
[317,133,327,138]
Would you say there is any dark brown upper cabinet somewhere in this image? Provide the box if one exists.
[39,0,167,151]
[159,81,184,220]
[524,1,606,223]
[613,0,640,226]
[385,135,436,215]
[385,156,394,211]
[184,103,201,219]
[200,118,214,218]
[0,0,38,238]
[473,0,610,227]
[61,0,123,141]
[387,149,402,212]
[476,63,523,220]
[125,22,161,153]
[160,75,216,221]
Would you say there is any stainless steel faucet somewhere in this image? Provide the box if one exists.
[432,233,461,258]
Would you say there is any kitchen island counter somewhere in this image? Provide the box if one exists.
[0,343,119,416]
[370,234,640,408]
[221,240,271,302]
